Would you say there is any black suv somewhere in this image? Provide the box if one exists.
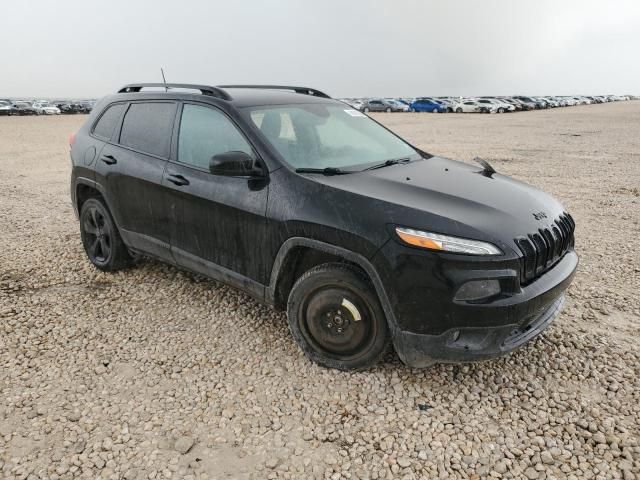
[70,83,578,370]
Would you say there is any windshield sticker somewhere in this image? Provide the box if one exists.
[344,109,366,117]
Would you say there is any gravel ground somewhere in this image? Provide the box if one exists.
[1,103,639,480]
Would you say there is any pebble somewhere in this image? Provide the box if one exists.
[174,436,195,454]
[1,111,639,480]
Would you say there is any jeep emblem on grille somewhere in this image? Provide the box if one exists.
[533,211,548,220]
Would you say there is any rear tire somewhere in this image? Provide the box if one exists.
[385,107,391,112]
[79,198,133,271]
[287,263,390,370]
[363,107,370,113]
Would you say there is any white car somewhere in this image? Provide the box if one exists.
[453,99,497,113]
[478,98,515,113]
[33,102,61,115]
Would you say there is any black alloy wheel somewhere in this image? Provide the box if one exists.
[79,198,132,271]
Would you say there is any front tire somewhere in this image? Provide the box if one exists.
[80,198,132,271]
[385,107,391,113]
[363,107,370,113]
[287,263,390,370]
[456,107,463,113]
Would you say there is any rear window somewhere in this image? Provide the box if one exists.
[93,103,125,140]
[119,102,176,157]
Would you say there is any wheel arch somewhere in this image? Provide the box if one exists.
[73,178,120,228]
[266,237,400,334]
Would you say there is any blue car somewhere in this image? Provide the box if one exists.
[409,98,445,113]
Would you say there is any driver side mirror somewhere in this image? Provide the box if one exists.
[209,151,263,177]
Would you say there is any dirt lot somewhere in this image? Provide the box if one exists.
[1,103,639,480]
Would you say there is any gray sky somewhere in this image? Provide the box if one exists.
[2,0,639,98]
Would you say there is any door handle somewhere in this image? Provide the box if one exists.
[167,173,190,186]
[101,155,117,165]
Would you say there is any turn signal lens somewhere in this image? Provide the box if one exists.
[395,227,502,255]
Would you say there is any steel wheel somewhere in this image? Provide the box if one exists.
[287,263,390,370]
[300,287,374,358]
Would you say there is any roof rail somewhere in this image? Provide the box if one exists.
[117,83,232,100]
[217,85,331,99]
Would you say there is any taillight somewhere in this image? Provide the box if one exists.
[69,132,76,147]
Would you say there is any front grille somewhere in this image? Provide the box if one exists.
[515,212,575,284]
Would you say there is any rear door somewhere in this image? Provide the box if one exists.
[95,101,177,259]
[164,102,269,293]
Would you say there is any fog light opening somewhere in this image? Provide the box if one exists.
[454,279,501,302]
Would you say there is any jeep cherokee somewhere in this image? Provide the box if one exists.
[70,83,578,370]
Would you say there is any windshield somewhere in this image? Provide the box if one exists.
[244,104,419,170]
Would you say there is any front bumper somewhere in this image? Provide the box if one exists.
[384,249,578,367]
[395,294,564,367]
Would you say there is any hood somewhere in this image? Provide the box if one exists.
[314,156,567,252]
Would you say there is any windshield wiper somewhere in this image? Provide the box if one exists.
[295,167,350,175]
[362,157,412,171]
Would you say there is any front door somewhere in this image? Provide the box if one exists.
[164,103,269,296]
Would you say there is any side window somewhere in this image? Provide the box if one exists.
[93,103,125,140]
[119,102,176,158]
[178,104,253,170]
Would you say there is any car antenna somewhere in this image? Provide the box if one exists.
[161,67,168,92]
[473,157,496,178]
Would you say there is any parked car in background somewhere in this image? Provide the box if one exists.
[540,97,559,107]
[437,98,458,113]
[361,98,405,112]
[53,101,81,114]
[514,96,543,109]
[12,101,39,115]
[501,98,525,110]
[385,99,410,112]
[0,100,17,116]
[78,101,95,113]
[479,98,515,113]
[453,99,495,113]
[409,98,446,113]
[33,102,61,115]
[513,97,537,110]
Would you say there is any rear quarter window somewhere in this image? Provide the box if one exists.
[119,102,176,158]
[92,103,126,140]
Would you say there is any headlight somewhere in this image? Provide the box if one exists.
[395,227,502,255]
